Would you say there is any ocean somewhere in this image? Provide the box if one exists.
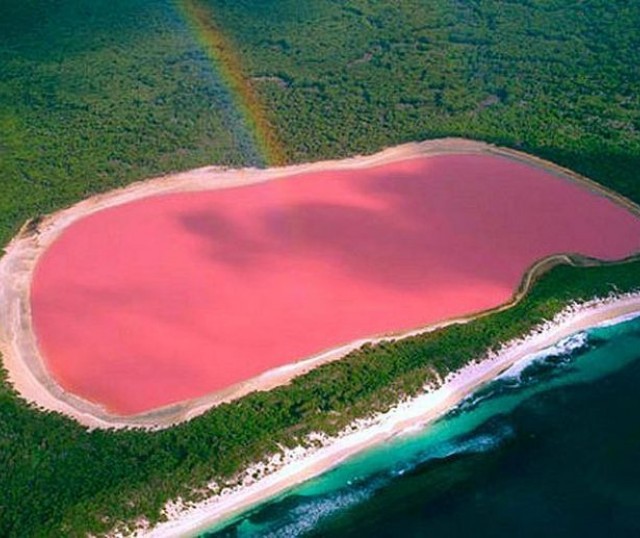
[204,314,640,537]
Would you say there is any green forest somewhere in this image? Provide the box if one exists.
[1,0,639,535]
[211,0,640,201]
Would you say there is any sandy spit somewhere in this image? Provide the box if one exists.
[134,293,640,538]
[0,138,639,429]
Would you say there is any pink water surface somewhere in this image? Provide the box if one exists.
[31,155,640,414]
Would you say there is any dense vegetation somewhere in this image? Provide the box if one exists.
[0,0,267,247]
[1,0,639,536]
[212,0,640,202]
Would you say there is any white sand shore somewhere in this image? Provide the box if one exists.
[1,137,639,430]
[134,292,640,538]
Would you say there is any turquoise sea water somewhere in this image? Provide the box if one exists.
[205,314,640,537]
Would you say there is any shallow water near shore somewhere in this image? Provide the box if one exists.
[204,314,640,537]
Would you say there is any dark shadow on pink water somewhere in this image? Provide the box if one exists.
[31,154,640,414]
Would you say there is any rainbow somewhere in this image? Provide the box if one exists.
[175,0,286,166]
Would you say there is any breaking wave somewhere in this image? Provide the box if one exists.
[500,331,590,381]
[452,331,592,416]
[216,420,514,537]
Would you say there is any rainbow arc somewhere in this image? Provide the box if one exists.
[176,0,286,166]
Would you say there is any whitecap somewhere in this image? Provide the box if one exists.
[499,331,589,382]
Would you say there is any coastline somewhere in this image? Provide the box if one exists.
[137,292,640,538]
[1,137,639,430]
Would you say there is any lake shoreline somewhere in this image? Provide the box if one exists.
[3,137,639,429]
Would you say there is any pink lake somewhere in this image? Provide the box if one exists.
[31,154,640,414]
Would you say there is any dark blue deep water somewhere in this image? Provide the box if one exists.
[205,315,640,537]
